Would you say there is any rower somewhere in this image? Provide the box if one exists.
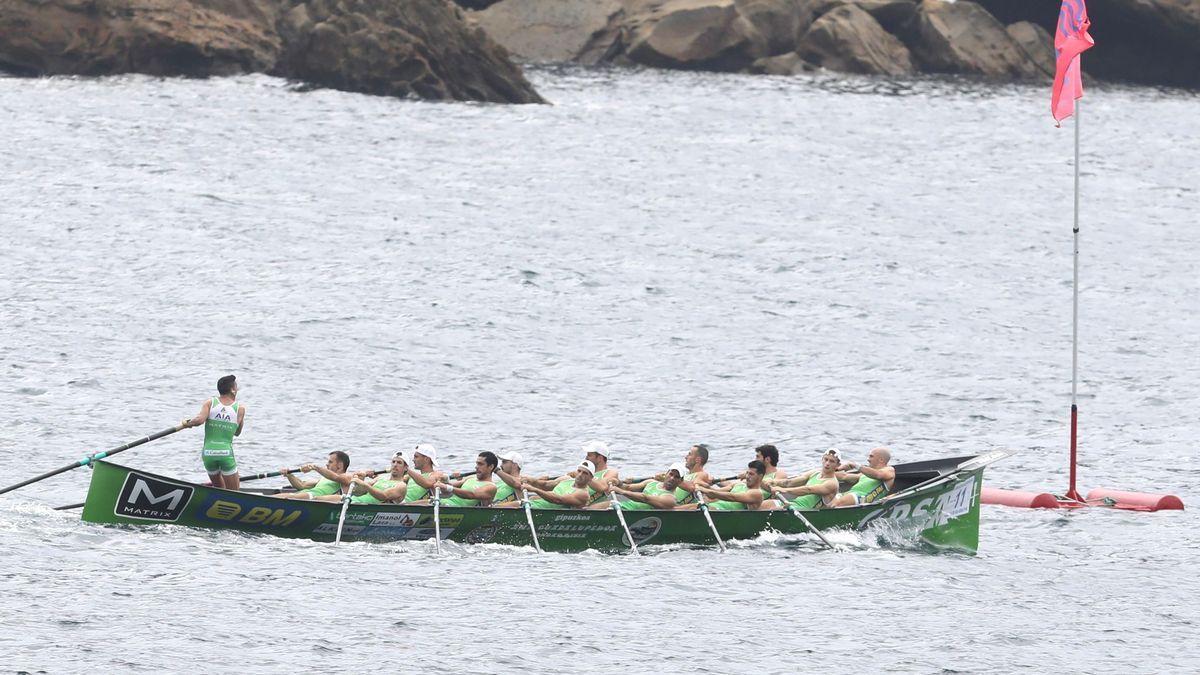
[668,443,713,504]
[403,444,447,502]
[492,451,524,505]
[769,448,840,510]
[523,461,593,509]
[181,374,245,490]
[683,460,768,511]
[834,446,896,506]
[592,463,688,510]
[274,451,351,500]
[755,443,786,504]
[431,452,499,506]
[347,452,411,504]
[581,440,619,502]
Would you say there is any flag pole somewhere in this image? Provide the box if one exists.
[1067,101,1083,502]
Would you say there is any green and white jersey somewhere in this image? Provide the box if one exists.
[202,397,239,457]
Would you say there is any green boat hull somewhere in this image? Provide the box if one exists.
[81,453,1004,553]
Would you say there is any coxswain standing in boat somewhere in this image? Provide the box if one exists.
[181,374,245,490]
[274,451,352,500]
[833,447,896,506]
[347,452,411,504]
[430,452,500,506]
[523,461,594,509]
[679,460,768,511]
[767,449,841,510]
[591,463,688,510]
[492,451,524,505]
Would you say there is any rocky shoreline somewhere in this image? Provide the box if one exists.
[0,0,544,103]
[1,0,1196,104]
[467,0,1199,88]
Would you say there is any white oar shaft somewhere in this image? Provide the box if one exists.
[611,499,639,555]
[521,489,542,553]
[432,486,443,555]
[695,492,726,553]
[334,486,354,544]
[787,505,836,550]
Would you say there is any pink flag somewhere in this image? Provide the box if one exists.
[1052,0,1095,124]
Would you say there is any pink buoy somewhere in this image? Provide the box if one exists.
[1086,488,1184,511]
[981,487,1061,509]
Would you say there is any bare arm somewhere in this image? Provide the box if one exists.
[773,477,838,498]
[311,465,351,487]
[774,470,817,489]
[444,481,497,502]
[858,465,896,483]
[678,470,711,495]
[700,486,764,506]
[282,468,315,490]
[526,483,588,507]
[353,477,408,503]
[406,468,445,490]
[235,405,246,436]
[184,399,212,428]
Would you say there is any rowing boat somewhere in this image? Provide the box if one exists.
[79,452,1006,553]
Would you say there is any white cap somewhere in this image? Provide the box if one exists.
[582,440,610,459]
[578,460,596,476]
[391,451,410,465]
[414,443,439,468]
[824,447,842,461]
[499,451,524,468]
[668,462,688,478]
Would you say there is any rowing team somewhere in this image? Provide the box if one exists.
[268,441,897,511]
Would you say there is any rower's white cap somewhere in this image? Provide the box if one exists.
[414,443,440,468]
[668,462,688,478]
[500,451,524,468]
[392,450,410,465]
[824,447,842,461]
[582,440,610,459]
[578,460,596,476]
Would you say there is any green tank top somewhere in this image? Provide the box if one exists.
[442,476,492,507]
[300,478,341,496]
[849,473,888,502]
[405,472,432,502]
[351,478,402,504]
[619,480,672,511]
[708,482,750,511]
[675,471,699,503]
[202,397,239,455]
[530,480,580,509]
[791,472,834,510]
[493,480,515,504]
[585,468,613,504]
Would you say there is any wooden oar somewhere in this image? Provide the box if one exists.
[0,424,184,497]
[334,485,354,544]
[611,498,640,555]
[694,491,727,553]
[432,486,443,555]
[521,488,543,553]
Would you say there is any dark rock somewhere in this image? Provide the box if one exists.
[734,0,805,56]
[749,51,818,75]
[0,0,545,103]
[625,0,767,71]
[1006,21,1053,79]
[468,0,625,64]
[799,3,913,75]
[906,0,1042,79]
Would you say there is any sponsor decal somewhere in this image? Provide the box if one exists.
[464,525,498,544]
[856,476,977,530]
[198,494,306,529]
[313,523,365,536]
[622,516,662,546]
[115,473,194,522]
[370,512,418,528]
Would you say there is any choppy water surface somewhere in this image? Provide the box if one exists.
[1,67,1197,672]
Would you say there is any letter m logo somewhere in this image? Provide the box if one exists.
[116,473,194,522]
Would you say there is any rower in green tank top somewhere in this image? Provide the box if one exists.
[181,374,246,490]
[680,460,768,511]
[435,452,500,506]
[591,463,688,510]
[833,447,897,506]
[525,461,594,509]
[400,444,447,503]
[275,451,352,500]
[770,449,842,510]
[579,440,619,504]
[349,453,412,504]
[673,443,713,504]
[491,450,525,506]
